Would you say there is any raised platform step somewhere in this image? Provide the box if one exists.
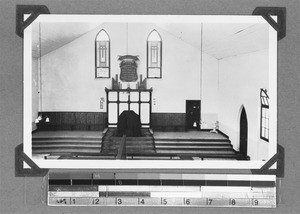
[102,143,154,148]
[103,145,154,149]
[126,152,239,159]
[155,143,232,148]
[33,144,101,149]
[100,148,156,153]
[155,140,231,145]
[155,150,236,154]
[154,138,230,142]
[107,137,153,141]
[126,150,156,154]
[32,130,103,137]
[155,145,232,149]
[153,131,228,140]
[32,140,102,145]
[33,148,101,154]
[100,129,238,160]
[32,134,102,155]
[102,140,153,143]
[101,128,156,155]
[32,137,102,142]
[32,136,102,140]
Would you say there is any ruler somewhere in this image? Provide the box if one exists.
[48,173,276,208]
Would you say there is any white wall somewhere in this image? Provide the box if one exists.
[39,23,202,113]
[146,25,201,113]
[40,23,116,112]
[32,57,39,131]
[201,53,219,128]
[217,49,269,160]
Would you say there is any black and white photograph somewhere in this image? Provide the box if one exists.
[23,15,277,169]
[1,0,300,212]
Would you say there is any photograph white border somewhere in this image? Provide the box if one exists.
[23,15,277,169]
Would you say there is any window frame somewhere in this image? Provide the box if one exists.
[260,89,269,142]
[95,29,111,78]
[147,30,162,79]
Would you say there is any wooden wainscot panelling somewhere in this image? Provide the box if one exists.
[151,113,186,132]
[36,112,107,131]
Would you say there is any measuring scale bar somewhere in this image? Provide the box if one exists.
[48,173,276,207]
[48,185,276,207]
[48,197,276,207]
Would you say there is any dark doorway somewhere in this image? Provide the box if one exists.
[239,107,248,156]
[186,100,201,130]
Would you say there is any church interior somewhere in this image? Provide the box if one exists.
[28,18,273,162]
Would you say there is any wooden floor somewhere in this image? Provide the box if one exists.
[32,130,246,160]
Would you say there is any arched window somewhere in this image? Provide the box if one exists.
[260,89,269,142]
[147,30,162,78]
[95,29,110,78]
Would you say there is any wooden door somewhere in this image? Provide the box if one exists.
[239,107,248,156]
[186,100,201,130]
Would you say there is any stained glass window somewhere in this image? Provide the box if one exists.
[147,30,162,78]
[95,30,110,78]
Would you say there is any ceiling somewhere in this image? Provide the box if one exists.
[31,22,269,60]
[157,22,269,59]
[31,22,102,57]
